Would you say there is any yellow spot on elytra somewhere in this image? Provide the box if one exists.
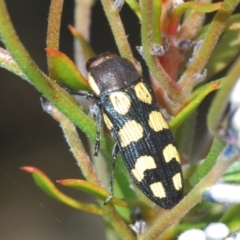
[118,120,143,147]
[150,182,166,198]
[88,73,100,96]
[134,82,152,104]
[109,92,131,115]
[148,111,168,132]
[172,173,182,191]
[103,113,113,130]
[131,156,157,182]
[163,144,180,163]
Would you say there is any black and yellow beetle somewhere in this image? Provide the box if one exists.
[86,52,183,209]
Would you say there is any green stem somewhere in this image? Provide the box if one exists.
[220,204,240,232]
[46,0,63,50]
[46,0,64,76]
[179,0,240,95]
[59,111,135,240]
[177,0,210,41]
[0,47,28,82]
[189,138,225,186]
[177,11,205,42]
[100,0,135,64]
[73,0,94,74]
[170,2,222,36]
[60,112,101,184]
[140,0,180,103]
[152,0,162,45]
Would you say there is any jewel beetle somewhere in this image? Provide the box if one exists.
[86,52,183,209]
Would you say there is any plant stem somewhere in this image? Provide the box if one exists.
[140,0,180,104]
[100,0,135,63]
[46,0,64,76]
[47,0,63,50]
[74,0,94,75]
[177,0,211,41]
[179,0,240,95]
[60,112,101,184]
[0,47,28,82]
[59,111,135,240]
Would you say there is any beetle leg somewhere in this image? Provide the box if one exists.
[93,105,102,156]
[104,143,119,205]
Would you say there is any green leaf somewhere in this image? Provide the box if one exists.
[125,0,141,20]
[68,25,95,61]
[169,80,221,131]
[174,2,222,17]
[220,204,240,232]
[223,161,240,183]
[57,179,139,208]
[46,48,90,91]
[21,166,102,215]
